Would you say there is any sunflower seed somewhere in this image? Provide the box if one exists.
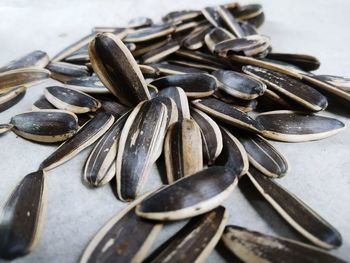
[44,86,101,114]
[164,119,203,184]
[163,10,202,24]
[151,96,178,127]
[255,110,345,142]
[0,170,47,260]
[139,64,159,78]
[201,6,223,27]
[32,96,56,110]
[174,49,231,68]
[181,24,212,50]
[144,206,228,263]
[266,53,321,71]
[205,27,235,52]
[0,50,49,73]
[52,33,97,62]
[46,61,90,82]
[302,73,350,102]
[213,69,266,100]
[236,133,289,178]
[80,192,162,263]
[213,90,258,112]
[0,68,50,94]
[127,17,153,29]
[222,225,346,263]
[191,108,223,165]
[243,65,328,111]
[174,20,202,34]
[10,110,78,143]
[0,123,13,134]
[215,127,249,176]
[141,40,180,64]
[0,86,26,112]
[151,62,206,75]
[64,51,90,64]
[233,4,263,21]
[315,75,350,93]
[135,166,238,221]
[100,100,130,118]
[84,113,128,187]
[240,22,259,36]
[214,35,270,57]
[157,86,190,120]
[247,166,342,249]
[124,24,175,43]
[167,59,221,72]
[192,97,264,133]
[39,112,114,171]
[229,54,303,79]
[89,33,151,106]
[132,38,170,57]
[217,5,245,38]
[116,100,168,201]
[151,73,217,98]
[64,74,109,94]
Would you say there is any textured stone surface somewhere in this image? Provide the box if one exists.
[0,0,349,262]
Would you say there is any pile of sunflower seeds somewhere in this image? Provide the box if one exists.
[0,2,349,262]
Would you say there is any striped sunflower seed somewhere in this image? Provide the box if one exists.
[10,110,78,143]
[39,112,114,171]
[44,86,101,114]
[89,33,151,106]
[80,192,162,263]
[116,100,168,201]
[144,206,228,263]
[247,166,342,249]
[255,110,345,142]
[0,86,26,113]
[0,170,47,260]
[135,166,239,221]
[164,119,203,183]
[222,225,346,263]
[0,50,49,73]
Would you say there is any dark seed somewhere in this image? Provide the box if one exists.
[192,97,264,133]
[213,69,266,100]
[46,61,90,82]
[0,50,49,73]
[84,113,128,187]
[243,65,328,111]
[64,74,109,94]
[39,112,114,171]
[0,68,50,94]
[158,86,190,120]
[135,166,239,221]
[235,133,289,178]
[222,225,346,263]
[247,166,343,249]
[215,127,249,176]
[267,52,321,71]
[191,108,223,165]
[151,73,217,98]
[255,110,345,142]
[80,192,162,263]
[0,86,26,113]
[10,110,79,143]
[0,170,47,260]
[124,24,175,43]
[32,96,56,110]
[151,62,206,75]
[145,206,228,263]
[164,119,203,183]
[89,33,151,106]
[116,100,168,201]
[44,86,101,114]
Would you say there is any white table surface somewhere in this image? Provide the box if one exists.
[0,0,350,262]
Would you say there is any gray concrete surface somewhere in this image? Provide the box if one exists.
[0,0,349,262]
